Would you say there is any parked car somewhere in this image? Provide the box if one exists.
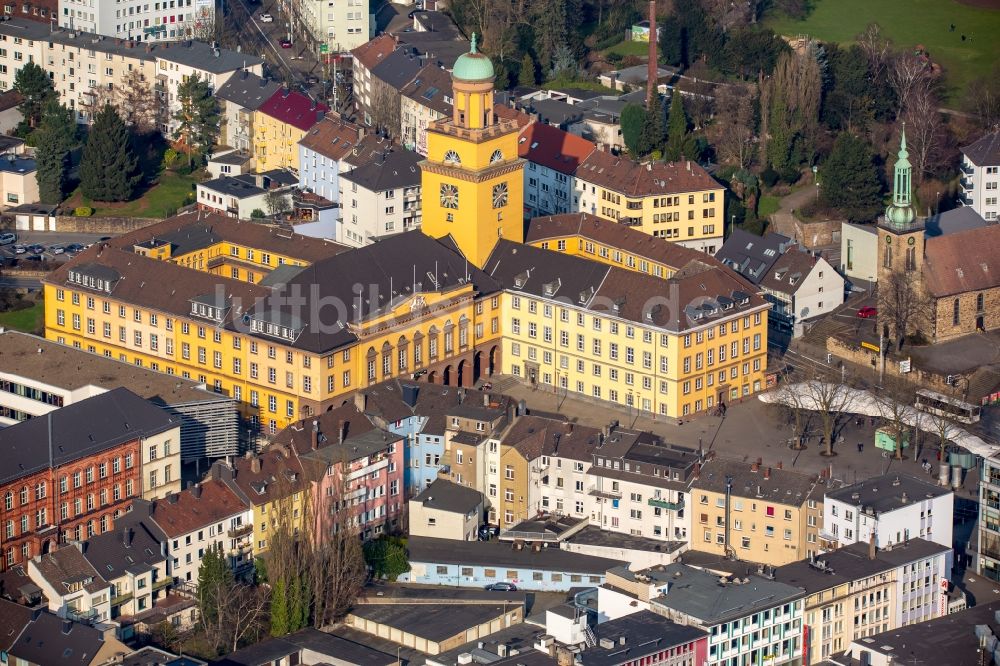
[65,243,84,253]
[485,582,517,592]
[12,244,26,254]
[280,39,293,48]
[259,13,273,22]
[28,244,45,255]
[857,306,877,319]
[48,244,65,254]
[0,232,16,245]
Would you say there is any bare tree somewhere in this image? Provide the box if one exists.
[888,52,932,114]
[962,63,1000,133]
[857,23,892,87]
[903,82,945,183]
[80,85,116,123]
[878,271,931,351]
[197,574,270,655]
[266,189,291,217]
[795,372,861,457]
[713,84,756,168]
[117,69,160,135]
[874,375,916,460]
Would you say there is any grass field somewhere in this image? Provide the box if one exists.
[65,171,198,219]
[604,40,650,58]
[0,302,44,334]
[765,0,1000,101]
[758,195,782,219]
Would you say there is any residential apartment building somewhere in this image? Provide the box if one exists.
[774,539,951,663]
[147,480,253,585]
[822,473,954,557]
[519,122,596,218]
[0,388,178,571]
[2,1,56,24]
[586,426,697,542]
[298,113,367,210]
[0,19,262,127]
[400,63,452,155]
[575,611,707,666]
[58,0,214,42]
[293,0,371,54]
[574,150,725,253]
[216,71,282,155]
[980,454,1000,582]
[408,478,483,541]
[271,403,406,542]
[2,606,131,666]
[254,87,328,172]
[351,35,396,128]
[959,130,1000,221]
[196,169,298,220]
[0,330,240,463]
[484,241,770,419]
[438,397,511,508]
[28,544,113,624]
[341,145,423,238]
[690,457,825,566]
[603,564,805,666]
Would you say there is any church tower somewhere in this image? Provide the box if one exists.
[877,126,924,284]
[420,34,525,268]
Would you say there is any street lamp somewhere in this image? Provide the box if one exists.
[812,165,819,202]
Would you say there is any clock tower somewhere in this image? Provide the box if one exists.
[877,126,924,283]
[420,34,525,268]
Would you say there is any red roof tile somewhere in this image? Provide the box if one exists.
[258,88,329,132]
[517,122,596,176]
[150,479,248,538]
[351,34,397,71]
[576,149,721,197]
[923,225,1000,297]
[298,113,366,160]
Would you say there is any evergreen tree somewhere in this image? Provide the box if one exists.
[173,73,220,167]
[532,0,568,73]
[13,61,55,130]
[639,96,665,157]
[296,575,310,629]
[196,544,235,628]
[820,132,883,222]
[549,44,578,81]
[79,104,140,202]
[270,578,289,636]
[518,53,536,87]
[34,101,76,204]
[620,104,647,157]
[664,93,696,161]
[287,574,303,632]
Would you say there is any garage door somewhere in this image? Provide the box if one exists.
[14,214,28,230]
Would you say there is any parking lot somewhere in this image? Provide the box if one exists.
[0,230,110,266]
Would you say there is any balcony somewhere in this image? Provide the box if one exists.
[960,163,975,176]
[228,524,253,539]
[110,592,134,607]
[151,577,171,592]
[66,607,99,623]
[588,487,621,500]
[347,456,388,482]
[648,497,684,511]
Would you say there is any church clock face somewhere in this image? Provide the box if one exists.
[492,182,509,209]
[907,236,915,245]
[490,149,503,163]
[440,183,459,209]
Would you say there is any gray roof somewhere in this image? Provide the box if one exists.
[407,536,624,574]
[412,478,483,514]
[361,380,464,435]
[30,546,108,595]
[691,457,819,507]
[581,611,705,666]
[284,629,398,666]
[157,39,263,73]
[209,151,253,166]
[526,98,585,128]
[772,538,950,594]
[645,563,804,625]
[371,47,425,91]
[567,525,685,555]
[0,156,35,174]
[79,521,165,580]
[10,610,119,666]
[349,603,519,643]
[400,63,453,115]
[0,387,178,485]
[714,229,792,284]
[199,175,266,198]
[122,646,207,666]
[961,130,1000,167]
[825,473,951,515]
[216,72,283,110]
[428,623,547,666]
[341,146,422,192]
[924,206,991,238]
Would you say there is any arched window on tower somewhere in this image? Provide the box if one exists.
[883,245,892,269]
[905,247,916,271]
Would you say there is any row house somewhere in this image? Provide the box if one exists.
[0,388,179,571]
[59,0,215,43]
[253,86,328,173]
[298,113,367,214]
[518,122,596,218]
[350,34,397,129]
[216,70,281,156]
[400,62,452,156]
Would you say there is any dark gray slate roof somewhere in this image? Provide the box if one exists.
[157,40,263,74]
[213,628,397,666]
[580,611,706,666]
[216,71,282,110]
[407,536,624,573]
[79,521,165,580]
[962,131,1000,167]
[825,473,950,514]
[340,146,422,192]
[0,387,178,485]
[10,610,117,665]
[371,47,425,91]
[714,229,792,284]
[924,206,991,238]
[413,478,483,514]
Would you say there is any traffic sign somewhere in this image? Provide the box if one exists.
[320,43,328,54]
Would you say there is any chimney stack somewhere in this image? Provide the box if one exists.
[311,420,320,450]
[647,0,657,109]
[192,483,202,499]
[338,419,346,445]
[764,467,771,480]
[868,531,877,560]
[122,527,132,547]
[250,454,261,474]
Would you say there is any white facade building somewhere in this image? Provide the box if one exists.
[759,248,845,338]
[295,0,372,53]
[822,473,954,565]
[960,131,1000,221]
[340,146,422,241]
[59,0,215,42]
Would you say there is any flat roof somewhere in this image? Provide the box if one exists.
[826,473,951,514]
[407,536,623,574]
[0,331,227,407]
[567,525,685,554]
[350,603,515,643]
[428,623,548,666]
[582,611,705,666]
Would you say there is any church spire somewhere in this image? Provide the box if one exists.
[885,124,915,228]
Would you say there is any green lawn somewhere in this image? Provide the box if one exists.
[542,76,620,94]
[764,0,1000,101]
[65,170,199,218]
[604,40,650,58]
[0,302,44,334]
[758,195,782,219]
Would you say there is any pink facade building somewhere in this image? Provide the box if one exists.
[273,404,405,543]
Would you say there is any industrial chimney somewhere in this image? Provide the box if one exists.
[647,1,657,108]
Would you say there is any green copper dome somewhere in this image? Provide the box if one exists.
[885,125,916,228]
[453,33,495,82]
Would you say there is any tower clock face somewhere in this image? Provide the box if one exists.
[444,150,461,165]
[490,149,503,163]
[492,182,509,209]
[440,183,459,209]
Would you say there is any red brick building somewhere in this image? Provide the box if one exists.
[0,388,178,570]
